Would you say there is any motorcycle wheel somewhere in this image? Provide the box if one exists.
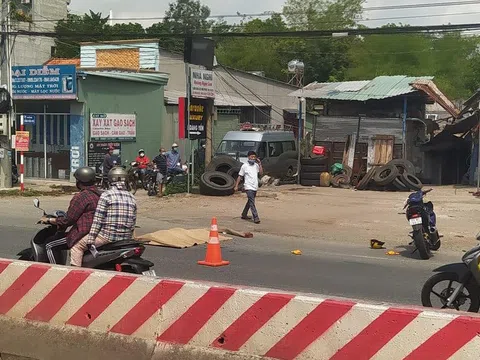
[127,179,137,195]
[421,272,480,312]
[413,229,430,260]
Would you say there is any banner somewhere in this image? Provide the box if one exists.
[70,115,85,177]
[190,68,215,98]
[185,98,210,140]
[12,65,76,100]
[15,131,30,151]
[90,113,136,140]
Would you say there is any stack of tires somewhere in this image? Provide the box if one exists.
[200,155,242,196]
[358,159,423,191]
[300,157,329,186]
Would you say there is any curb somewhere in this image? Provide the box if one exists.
[0,259,479,359]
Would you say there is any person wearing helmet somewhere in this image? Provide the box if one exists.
[43,167,101,265]
[135,148,151,181]
[166,142,185,175]
[72,167,137,264]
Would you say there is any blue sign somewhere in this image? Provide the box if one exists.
[70,114,85,178]
[12,65,77,100]
[23,114,35,125]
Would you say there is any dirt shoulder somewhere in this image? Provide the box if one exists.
[137,185,480,251]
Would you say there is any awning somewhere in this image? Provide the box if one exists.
[411,79,460,118]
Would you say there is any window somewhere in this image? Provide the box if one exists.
[257,142,267,159]
[217,140,259,157]
[268,142,283,157]
[283,141,295,152]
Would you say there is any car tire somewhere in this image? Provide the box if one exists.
[300,172,321,181]
[331,174,350,188]
[393,176,409,191]
[300,178,321,187]
[300,156,328,166]
[387,159,415,175]
[206,155,242,174]
[373,164,399,186]
[355,167,377,190]
[199,171,235,196]
[401,173,423,191]
[300,164,329,173]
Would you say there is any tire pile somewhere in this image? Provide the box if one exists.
[356,159,423,191]
[200,155,242,196]
[300,157,353,188]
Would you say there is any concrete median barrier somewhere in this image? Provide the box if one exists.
[0,259,479,359]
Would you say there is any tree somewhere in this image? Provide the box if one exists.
[147,0,212,52]
[54,11,109,58]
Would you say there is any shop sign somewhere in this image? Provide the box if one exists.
[87,141,121,168]
[90,113,136,140]
[12,65,76,100]
[185,98,209,140]
[190,68,215,98]
[15,131,30,151]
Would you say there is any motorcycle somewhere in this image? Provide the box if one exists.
[403,188,440,260]
[421,233,480,312]
[95,162,138,195]
[17,199,156,276]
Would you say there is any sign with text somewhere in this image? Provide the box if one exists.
[23,114,36,125]
[190,68,215,98]
[185,98,209,140]
[90,113,136,140]
[15,131,30,151]
[12,65,76,100]
[87,141,121,168]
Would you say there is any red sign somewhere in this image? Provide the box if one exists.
[15,131,30,151]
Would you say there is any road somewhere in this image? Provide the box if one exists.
[0,196,471,307]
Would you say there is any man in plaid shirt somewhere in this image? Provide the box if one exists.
[70,167,137,265]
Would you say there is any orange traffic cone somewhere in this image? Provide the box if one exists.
[198,217,230,267]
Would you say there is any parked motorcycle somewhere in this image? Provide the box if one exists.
[421,234,480,312]
[17,199,156,276]
[403,188,440,259]
[95,162,138,194]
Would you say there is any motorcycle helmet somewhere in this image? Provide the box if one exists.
[74,167,96,185]
[108,167,128,183]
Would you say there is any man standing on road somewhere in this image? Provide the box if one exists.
[70,167,137,265]
[166,143,184,175]
[235,150,263,224]
[153,147,168,197]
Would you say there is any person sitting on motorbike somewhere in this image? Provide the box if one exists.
[166,143,186,176]
[135,149,150,179]
[43,167,101,265]
[70,167,137,266]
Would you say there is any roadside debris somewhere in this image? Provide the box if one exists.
[291,249,302,255]
[370,239,385,249]
[386,250,400,256]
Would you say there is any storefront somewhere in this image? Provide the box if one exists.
[12,64,169,180]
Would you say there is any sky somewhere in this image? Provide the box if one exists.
[68,0,480,29]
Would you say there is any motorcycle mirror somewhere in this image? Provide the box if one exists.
[33,198,40,208]
[476,232,480,241]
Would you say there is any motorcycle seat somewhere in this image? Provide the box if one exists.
[96,239,140,251]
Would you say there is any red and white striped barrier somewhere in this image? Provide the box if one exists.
[0,258,479,360]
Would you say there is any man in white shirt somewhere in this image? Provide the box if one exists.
[235,150,263,224]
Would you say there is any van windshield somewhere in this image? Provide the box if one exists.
[216,140,259,157]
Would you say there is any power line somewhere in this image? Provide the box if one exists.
[11,22,480,39]
[26,0,480,23]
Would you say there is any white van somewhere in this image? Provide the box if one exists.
[216,130,297,164]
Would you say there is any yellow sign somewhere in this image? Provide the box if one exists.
[15,131,30,152]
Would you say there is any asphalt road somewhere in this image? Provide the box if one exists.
[0,196,471,306]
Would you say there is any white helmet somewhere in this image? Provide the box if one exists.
[172,143,178,148]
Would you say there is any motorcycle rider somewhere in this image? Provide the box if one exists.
[43,167,101,265]
[102,145,117,177]
[135,149,150,180]
[70,167,137,265]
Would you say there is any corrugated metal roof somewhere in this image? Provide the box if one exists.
[79,69,169,86]
[289,76,434,101]
[164,89,266,107]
